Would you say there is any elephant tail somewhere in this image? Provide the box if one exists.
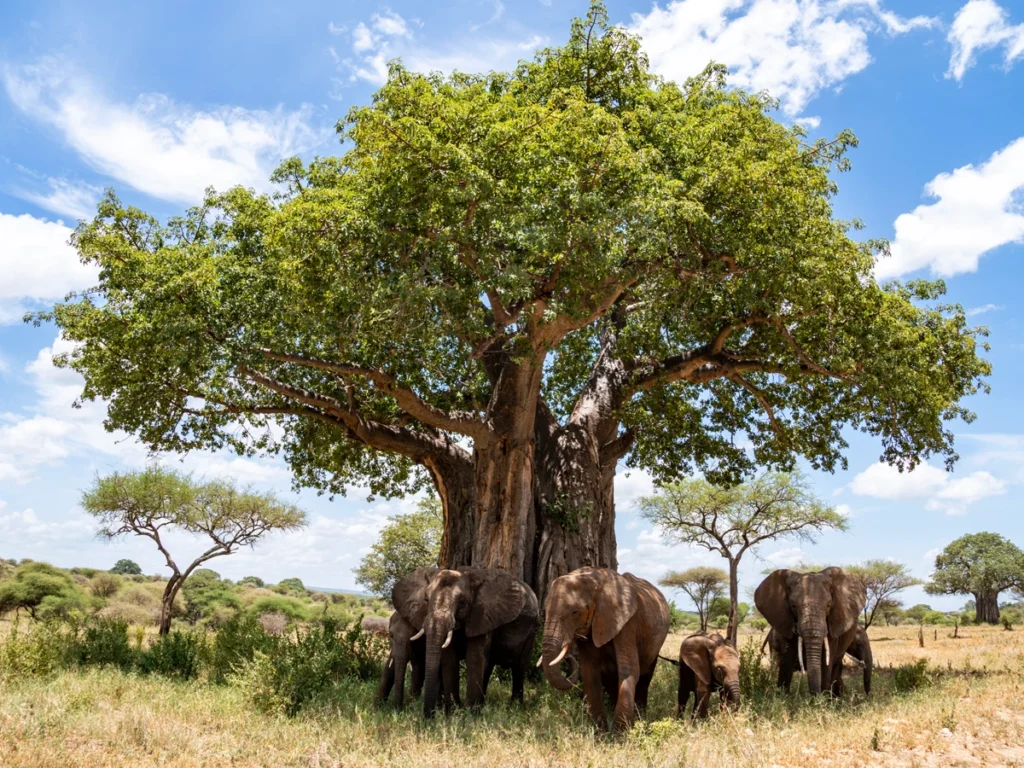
[658,655,680,666]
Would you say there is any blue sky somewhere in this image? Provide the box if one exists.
[2,0,1023,610]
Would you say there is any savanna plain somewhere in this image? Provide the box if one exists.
[2,623,1022,768]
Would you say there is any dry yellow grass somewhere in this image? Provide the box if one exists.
[2,624,1023,767]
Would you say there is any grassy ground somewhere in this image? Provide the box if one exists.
[2,624,1023,767]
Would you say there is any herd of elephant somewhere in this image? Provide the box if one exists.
[361,564,874,732]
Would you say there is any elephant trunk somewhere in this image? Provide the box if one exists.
[800,623,827,695]
[541,628,574,692]
[724,680,741,710]
[422,618,451,718]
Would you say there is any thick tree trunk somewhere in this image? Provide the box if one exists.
[974,591,1001,624]
[424,451,476,570]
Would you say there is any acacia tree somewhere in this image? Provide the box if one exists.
[925,532,1024,624]
[659,566,727,631]
[640,473,847,645]
[354,496,443,597]
[40,4,988,599]
[82,467,307,633]
[847,559,920,628]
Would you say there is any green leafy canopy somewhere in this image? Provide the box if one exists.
[38,2,989,495]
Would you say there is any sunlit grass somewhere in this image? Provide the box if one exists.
[2,624,1022,767]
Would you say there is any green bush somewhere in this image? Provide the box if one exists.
[893,658,931,693]
[233,619,386,715]
[137,630,207,680]
[247,595,309,623]
[75,617,134,670]
[110,559,142,575]
[0,618,76,678]
[738,637,775,699]
[208,613,276,684]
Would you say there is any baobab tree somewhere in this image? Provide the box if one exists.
[39,3,988,599]
[926,533,1024,624]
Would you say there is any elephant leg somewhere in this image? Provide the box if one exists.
[779,640,797,692]
[376,656,396,705]
[579,651,609,732]
[465,637,489,708]
[612,642,641,731]
[510,637,531,705]
[677,664,695,718]
[694,682,712,720]
[441,652,461,711]
[635,671,653,717]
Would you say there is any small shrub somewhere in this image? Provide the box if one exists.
[893,658,931,693]
[1001,616,1014,631]
[209,613,276,684]
[89,572,122,598]
[258,611,288,637]
[138,630,206,679]
[76,618,133,670]
[233,618,385,715]
[738,637,774,699]
[0,618,75,677]
[247,595,309,623]
[96,602,154,626]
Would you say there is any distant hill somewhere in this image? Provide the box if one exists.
[308,586,374,598]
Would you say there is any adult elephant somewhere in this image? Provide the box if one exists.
[375,610,429,708]
[755,567,866,696]
[763,624,873,695]
[540,567,670,732]
[394,566,539,718]
[361,615,390,636]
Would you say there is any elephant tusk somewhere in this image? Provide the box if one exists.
[797,636,805,672]
[536,655,544,668]
[548,643,570,667]
[824,639,831,669]
[388,657,393,669]
[441,630,453,649]
[410,628,425,641]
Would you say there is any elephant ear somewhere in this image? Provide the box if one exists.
[680,634,714,686]
[592,570,638,648]
[461,567,527,637]
[823,567,866,638]
[754,569,797,639]
[391,566,437,629]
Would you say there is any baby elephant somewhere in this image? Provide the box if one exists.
[677,632,741,719]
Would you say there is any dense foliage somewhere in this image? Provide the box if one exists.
[354,496,443,597]
[36,2,990,589]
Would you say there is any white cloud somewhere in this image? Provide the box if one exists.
[337,9,547,87]
[627,0,935,117]
[618,527,721,586]
[0,212,97,324]
[834,503,852,517]
[2,59,327,206]
[761,545,807,568]
[17,178,102,221]
[947,0,1024,81]
[876,137,1024,279]
[795,115,822,129]
[614,468,656,512]
[848,461,1006,514]
[966,303,1003,317]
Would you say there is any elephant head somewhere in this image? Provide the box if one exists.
[540,567,637,691]
[754,567,865,694]
[681,633,741,710]
[396,566,527,718]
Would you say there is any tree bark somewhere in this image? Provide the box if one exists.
[158,574,182,635]
[974,591,1001,624]
[726,558,740,647]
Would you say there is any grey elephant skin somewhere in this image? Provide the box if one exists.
[676,632,741,719]
[375,609,429,708]
[764,624,873,695]
[540,566,670,732]
[393,565,539,718]
[755,567,866,696]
